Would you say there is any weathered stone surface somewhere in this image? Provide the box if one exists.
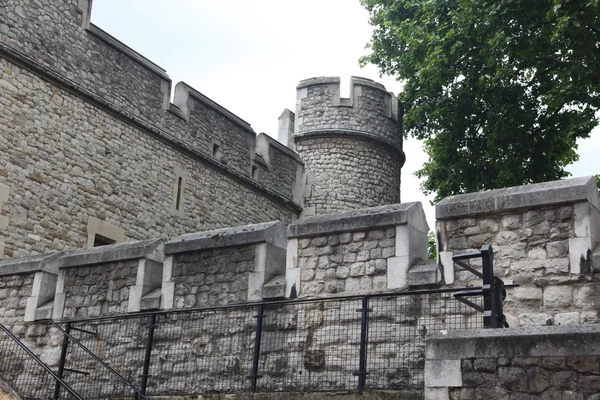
[427,326,600,399]
[436,176,598,219]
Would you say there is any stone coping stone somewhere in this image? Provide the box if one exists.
[0,253,62,276]
[426,324,600,360]
[59,239,164,269]
[164,221,286,255]
[436,176,599,220]
[288,202,427,238]
[296,76,388,93]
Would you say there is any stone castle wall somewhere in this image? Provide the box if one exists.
[0,0,304,258]
[436,176,600,328]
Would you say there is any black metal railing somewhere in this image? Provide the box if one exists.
[48,321,148,399]
[0,323,82,400]
[54,287,487,396]
[452,245,509,328]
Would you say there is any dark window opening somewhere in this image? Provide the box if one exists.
[175,176,183,211]
[93,234,116,247]
[252,165,259,179]
[213,143,223,160]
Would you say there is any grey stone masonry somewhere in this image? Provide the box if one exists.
[425,324,600,400]
[294,77,404,216]
[0,0,303,259]
[435,176,600,328]
[0,253,61,323]
[286,203,429,297]
[53,239,164,319]
[162,221,287,308]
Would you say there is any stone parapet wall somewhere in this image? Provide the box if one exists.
[435,176,600,327]
[425,324,600,399]
[286,203,429,297]
[162,221,287,308]
[294,227,395,296]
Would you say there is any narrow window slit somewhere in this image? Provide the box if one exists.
[175,177,183,211]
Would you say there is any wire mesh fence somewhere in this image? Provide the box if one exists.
[0,324,82,400]
[53,319,147,399]
[53,288,485,397]
[0,288,487,399]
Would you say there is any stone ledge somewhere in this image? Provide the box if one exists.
[426,324,600,360]
[164,221,286,255]
[296,76,340,89]
[0,253,62,276]
[59,239,163,268]
[288,202,427,238]
[293,129,405,162]
[436,176,599,220]
[87,24,169,79]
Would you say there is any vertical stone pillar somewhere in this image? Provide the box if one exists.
[278,109,295,151]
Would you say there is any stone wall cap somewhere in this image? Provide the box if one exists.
[297,76,340,89]
[426,323,600,360]
[296,76,390,94]
[0,252,63,276]
[288,202,428,238]
[164,221,286,255]
[436,176,599,220]
[59,239,164,269]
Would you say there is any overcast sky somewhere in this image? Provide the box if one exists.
[91,1,599,230]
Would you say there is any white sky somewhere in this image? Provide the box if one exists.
[90,1,600,230]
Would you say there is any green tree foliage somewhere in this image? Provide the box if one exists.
[361,0,600,202]
[427,231,437,260]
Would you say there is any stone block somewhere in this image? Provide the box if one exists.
[424,387,450,400]
[262,275,286,299]
[547,240,569,258]
[165,221,286,254]
[387,256,409,289]
[553,312,579,326]
[511,287,543,302]
[518,313,553,327]
[139,288,161,310]
[408,261,441,287]
[569,237,593,274]
[543,286,573,308]
[439,251,454,284]
[424,359,462,388]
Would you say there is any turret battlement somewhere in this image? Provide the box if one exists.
[294,76,401,148]
[292,77,404,217]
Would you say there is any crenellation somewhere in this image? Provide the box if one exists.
[293,76,404,215]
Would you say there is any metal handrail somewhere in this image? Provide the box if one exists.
[56,285,497,324]
[0,323,84,400]
[48,321,148,400]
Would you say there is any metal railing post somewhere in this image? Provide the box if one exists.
[53,322,71,400]
[139,314,157,398]
[480,245,495,328]
[353,295,371,392]
[248,304,264,394]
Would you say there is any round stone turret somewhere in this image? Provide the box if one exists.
[294,76,405,216]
